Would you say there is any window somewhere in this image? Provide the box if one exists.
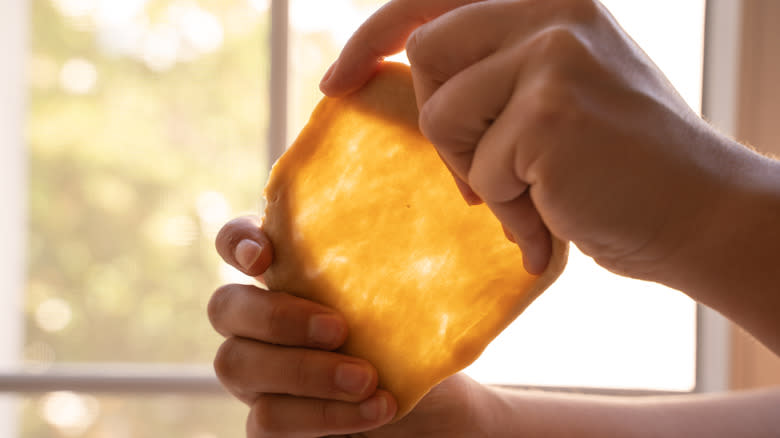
[466,0,706,392]
[1,0,736,436]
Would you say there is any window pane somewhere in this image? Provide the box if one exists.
[13,393,244,438]
[25,0,267,364]
[289,0,704,392]
[288,0,380,136]
[466,0,704,392]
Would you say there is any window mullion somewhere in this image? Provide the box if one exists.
[268,0,289,166]
[0,0,27,371]
[0,365,224,394]
[696,0,742,393]
[0,0,28,435]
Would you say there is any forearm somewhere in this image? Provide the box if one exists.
[483,386,780,438]
[659,139,780,354]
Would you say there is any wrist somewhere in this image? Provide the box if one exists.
[477,385,517,437]
[660,140,780,352]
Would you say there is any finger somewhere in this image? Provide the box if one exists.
[407,0,570,107]
[320,0,487,97]
[487,193,552,275]
[208,284,347,349]
[214,337,378,405]
[406,3,530,207]
[452,173,483,205]
[502,224,516,243]
[418,50,519,182]
[215,216,273,276]
[247,391,397,438]
[437,149,483,205]
[466,69,537,203]
[406,0,531,106]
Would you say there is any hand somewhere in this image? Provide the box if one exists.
[320,0,744,282]
[210,216,501,437]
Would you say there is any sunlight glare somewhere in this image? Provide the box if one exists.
[219,262,256,285]
[170,2,224,54]
[40,392,100,436]
[248,0,270,13]
[60,58,98,94]
[142,24,181,71]
[196,191,231,236]
[50,0,99,18]
[35,298,73,333]
[93,0,149,26]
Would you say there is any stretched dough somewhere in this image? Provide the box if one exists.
[263,62,568,419]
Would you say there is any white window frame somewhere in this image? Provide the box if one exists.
[696,0,742,393]
[1,0,29,435]
[0,0,739,432]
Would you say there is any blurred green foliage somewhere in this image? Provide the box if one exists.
[26,0,269,364]
[24,0,268,435]
[20,393,246,438]
[23,0,382,435]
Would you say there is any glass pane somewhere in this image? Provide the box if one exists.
[25,0,267,364]
[12,393,245,438]
[288,0,384,137]
[288,0,703,391]
[465,0,704,392]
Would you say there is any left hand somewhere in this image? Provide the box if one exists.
[211,216,504,437]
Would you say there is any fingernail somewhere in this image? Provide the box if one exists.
[334,362,371,395]
[235,239,262,271]
[308,314,344,346]
[319,62,336,89]
[359,395,388,421]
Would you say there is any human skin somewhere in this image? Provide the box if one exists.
[319,0,780,355]
[211,221,780,438]
[209,0,780,436]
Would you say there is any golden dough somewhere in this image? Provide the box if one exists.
[262,62,568,420]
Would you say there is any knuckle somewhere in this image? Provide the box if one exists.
[535,26,586,61]
[405,22,436,69]
[523,70,581,131]
[418,95,450,144]
[264,295,292,341]
[526,85,575,129]
[405,27,424,61]
[213,337,242,382]
[351,20,387,61]
[291,349,313,391]
[207,284,233,332]
[215,217,243,252]
[317,399,334,428]
[406,24,449,82]
[251,396,282,436]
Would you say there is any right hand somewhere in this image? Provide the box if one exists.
[321,0,780,356]
[320,0,758,283]
[210,216,502,437]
